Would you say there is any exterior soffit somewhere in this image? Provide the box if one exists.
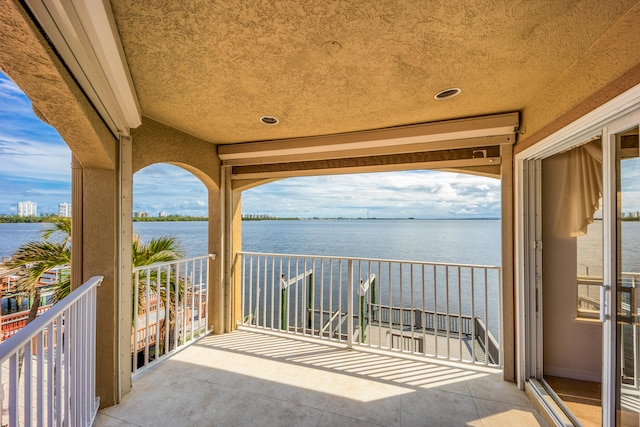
[109,0,640,145]
[517,1,640,150]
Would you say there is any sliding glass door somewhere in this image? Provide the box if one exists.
[518,106,640,426]
[612,125,640,426]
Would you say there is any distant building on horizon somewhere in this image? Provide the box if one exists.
[158,211,167,217]
[58,202,71,218]
[242,213,272,219]
[134,211,149,218]
[17,201,37,217]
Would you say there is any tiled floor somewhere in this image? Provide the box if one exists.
[96,329,548,426]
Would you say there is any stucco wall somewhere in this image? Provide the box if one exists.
[131,117,220,189]
[541,153,602,382]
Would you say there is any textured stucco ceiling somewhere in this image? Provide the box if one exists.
[109,0,640,145]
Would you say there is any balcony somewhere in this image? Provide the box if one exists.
[96,328,546,426]
[99,253,544,426]
[0,253,547,426]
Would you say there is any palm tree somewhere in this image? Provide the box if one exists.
[7,217,71,323]
[132,235,185,356]
[132,235,184,267]
[132,235,185,322]
[9,219,186,368]
[6,217,71,378]
[9,219,185,322]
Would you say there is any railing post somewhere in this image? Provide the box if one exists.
[360,292,365,343]
[280,275,287,331]
[347,259,354,348]
[307,273,313,329]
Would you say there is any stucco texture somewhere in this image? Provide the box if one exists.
[109,0,640,147]
[132,118,221,189]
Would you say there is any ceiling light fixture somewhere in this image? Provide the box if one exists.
[260,116,279,125]
[434,88,462,100]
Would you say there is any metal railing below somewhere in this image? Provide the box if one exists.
[0,275,103,427]
[1,305,52,341]
[238,251,502,367]
[132,255,214,374]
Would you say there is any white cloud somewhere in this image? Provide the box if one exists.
[133,164,208,215]
[243,170,501,218]
[131,166,502,219]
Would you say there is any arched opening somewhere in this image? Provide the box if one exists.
[129,163,214,371]
[133,163,209,256]
[235,169,504,365]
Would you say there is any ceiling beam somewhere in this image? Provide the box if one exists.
[231,157,501,180]
[219,112,518,164]
[223,135,511,166]
[230,146,502,180]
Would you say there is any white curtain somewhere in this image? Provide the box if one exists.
[554,139,602,237]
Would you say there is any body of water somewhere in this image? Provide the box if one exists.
[2,219,637,339]
[0,223,49,261]
[4,218,640,272]
[5,218,639,269]
[131,219,503,266]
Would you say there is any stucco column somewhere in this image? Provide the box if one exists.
[208,185,223,334]
[117,135,133,398]
[501,143,515,381]
[82,167,120,407]
[230,190,243,330]
[213,166,243,334]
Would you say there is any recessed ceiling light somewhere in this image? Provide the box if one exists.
[260,116,279,125]
[434,88,462,100]
[322,41,342,55]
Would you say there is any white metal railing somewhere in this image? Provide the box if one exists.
[618,272,640,388]
[0,275,103,427]
[577,275,603,317]
[238,252,502,367]
[132,255,214,374]
[578,272,640,387]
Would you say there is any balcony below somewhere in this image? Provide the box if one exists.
[96,329,547,426]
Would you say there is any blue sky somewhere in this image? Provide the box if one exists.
[1,70,504,218]
[0,72,72,215]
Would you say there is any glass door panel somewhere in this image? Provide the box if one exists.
[615,126,640,427]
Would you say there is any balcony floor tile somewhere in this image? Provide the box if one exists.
[97,329,547,427]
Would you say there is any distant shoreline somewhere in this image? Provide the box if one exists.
[0,215,503,223]
[5,215,640,223]
[142,216,502,222]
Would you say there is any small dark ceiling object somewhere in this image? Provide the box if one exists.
[260,116,279,125]
[434,88,462,100]
[322,41,342,55]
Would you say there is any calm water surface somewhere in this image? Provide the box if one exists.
[3,219,638,271]
[3,220,635,335]
[129,219,502,265]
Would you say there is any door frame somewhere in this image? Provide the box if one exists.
[515,83,640,424]
[602,113,640,425]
